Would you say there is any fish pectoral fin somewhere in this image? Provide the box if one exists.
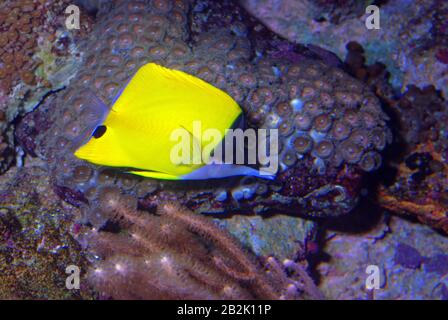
[127,170,180,180]
[176,124,204,163]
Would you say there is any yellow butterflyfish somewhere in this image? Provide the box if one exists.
[74,63,273,180]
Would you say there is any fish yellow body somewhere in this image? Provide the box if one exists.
[74,63,270,180]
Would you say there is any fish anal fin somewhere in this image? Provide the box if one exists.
[128,170,180,180]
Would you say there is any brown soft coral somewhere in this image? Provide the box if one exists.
[80,187,323,300]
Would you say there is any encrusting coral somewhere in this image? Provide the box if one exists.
[0,0,95,180]
[0,160,95,299]
[80,187,323,300]
[0,0,93,95]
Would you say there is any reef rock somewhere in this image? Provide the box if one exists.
[18,0,391,224]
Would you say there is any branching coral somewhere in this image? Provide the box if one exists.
[80,187,323,300]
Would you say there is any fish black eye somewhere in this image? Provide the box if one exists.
[92,125,107,139]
